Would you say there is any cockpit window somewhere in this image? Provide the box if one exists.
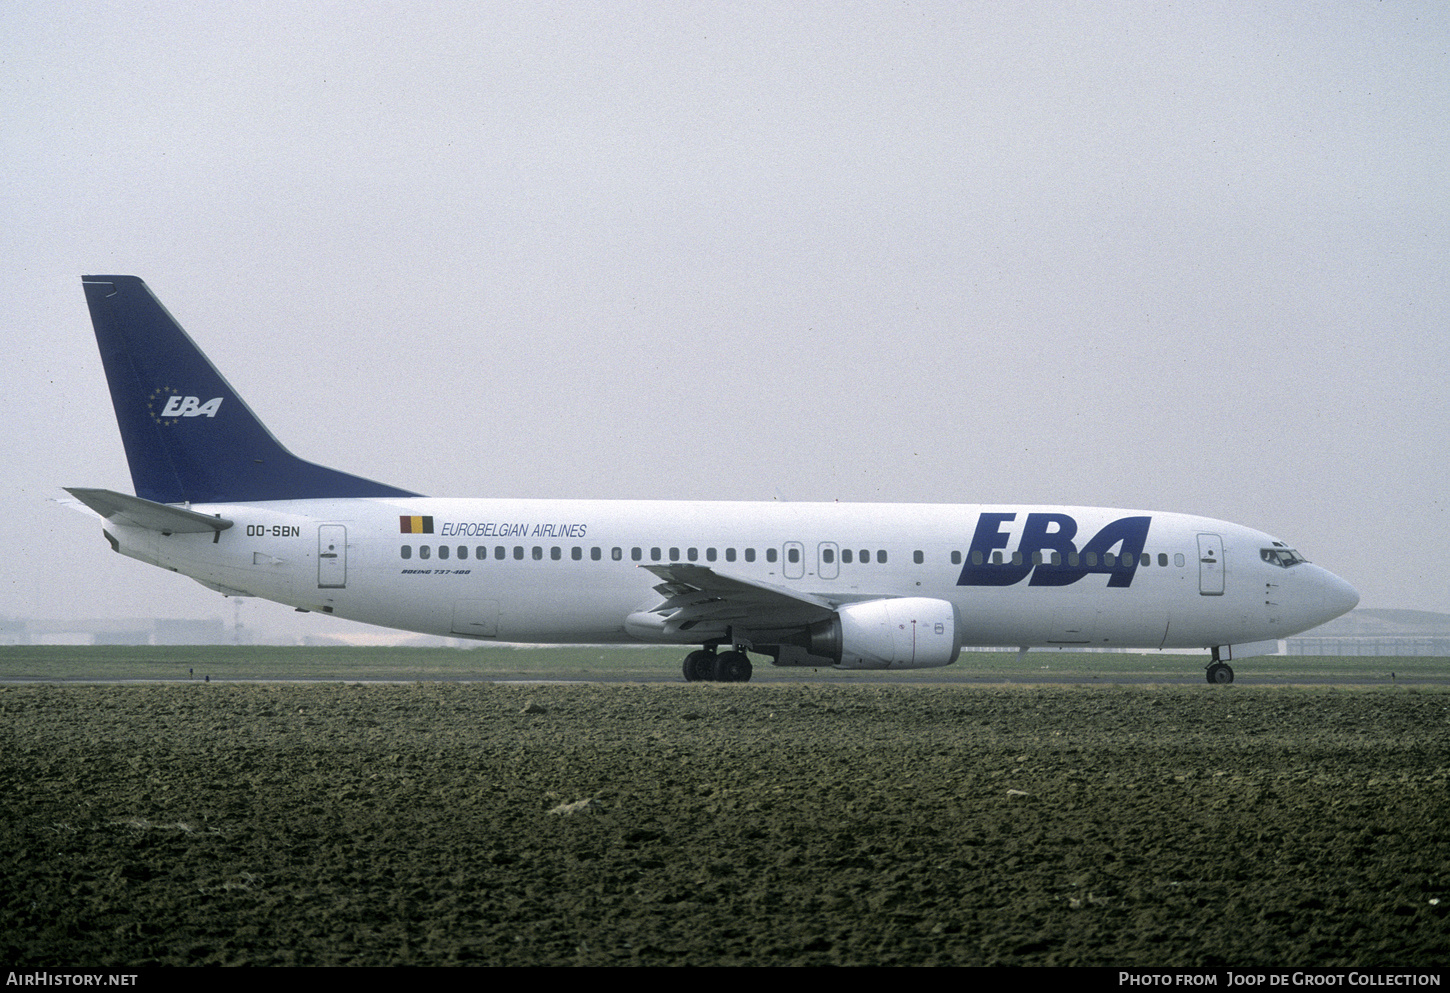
[1261,547,1308,568]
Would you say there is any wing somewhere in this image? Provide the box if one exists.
[624,563,838,643]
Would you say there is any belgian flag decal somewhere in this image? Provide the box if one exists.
[400,515,434,534]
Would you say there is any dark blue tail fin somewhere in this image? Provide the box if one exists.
[82,275,420,504]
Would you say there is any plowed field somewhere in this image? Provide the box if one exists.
[2,682,1446,966]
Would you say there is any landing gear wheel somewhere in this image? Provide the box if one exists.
[716,650,753,683]
[1206,662,1235,684]
[683,650,715,682]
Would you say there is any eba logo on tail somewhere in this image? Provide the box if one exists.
[149,389,223,424]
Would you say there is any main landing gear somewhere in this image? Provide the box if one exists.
[682,648,754,683]
[1206,661,1235,684]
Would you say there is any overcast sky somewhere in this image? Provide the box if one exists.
[4,2,1446,640]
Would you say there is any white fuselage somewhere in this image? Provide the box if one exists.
[103,497,1359,659]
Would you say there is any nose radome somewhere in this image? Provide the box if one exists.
[1318,568,1360,623]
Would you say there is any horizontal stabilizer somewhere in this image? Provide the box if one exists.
[64,487,234,534]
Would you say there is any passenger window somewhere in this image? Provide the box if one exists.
[495,546,506,560]
[401,545,412,560]
[859,549,869,564]
[513,546,524,560]
[786,547,799,564]
[992,551,1002,565]
[1158,553,1168,567]
[1174,553,1185,567]
[457,546,467,560]
[651,547,661,561]
[950,550,960,565]
[438,545,449,560]
[532,547,543,560]
[877,550,887,564]
[843,549,853,564]
[687,547,698,561]
[725,548,736,562]
[971,550,983,566]
[1031,551,1042,566]
[1103,552,1115,567]
[822,548,835,564]
[420,546,431,560]
[571,547,582,560]
[766,548,777,563]
[706,548,717,562]
[592,547,602,561]
[476,546,486,560]
[1085,552,1097,567]
[745,548,756,562]
[914,550,924,564]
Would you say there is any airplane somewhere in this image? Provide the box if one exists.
[64,275,1360,684]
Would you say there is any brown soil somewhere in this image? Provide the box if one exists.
[1,682,1446,966]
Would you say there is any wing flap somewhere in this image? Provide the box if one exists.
[625,563,837,642]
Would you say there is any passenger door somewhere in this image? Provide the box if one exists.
[1197,533,1224,596]
[318,525,347,589]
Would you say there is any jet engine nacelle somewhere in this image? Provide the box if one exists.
[797,597,961,670]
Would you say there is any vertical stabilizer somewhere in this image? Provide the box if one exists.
[81,275,419,504]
